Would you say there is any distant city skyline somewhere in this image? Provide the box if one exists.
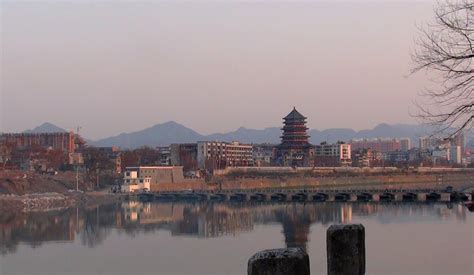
[2,1,437,139]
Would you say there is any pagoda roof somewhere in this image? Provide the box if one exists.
[283,107,307,120]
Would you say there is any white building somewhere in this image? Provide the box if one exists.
[448,146,461,164]
[122,170,151,193]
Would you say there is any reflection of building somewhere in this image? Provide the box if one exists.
[2,201,469,257]
[274,108,315,167]
[121,201,185,224]
[173,204,254,238]
[315,142,351,167]
[340,204,353,223]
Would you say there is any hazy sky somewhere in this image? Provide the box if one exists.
[1,1,437,139]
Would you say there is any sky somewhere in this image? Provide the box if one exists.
[1,1,438,140]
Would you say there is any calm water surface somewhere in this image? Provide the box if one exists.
[1,201,473,275]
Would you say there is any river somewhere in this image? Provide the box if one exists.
[1,201,473,275]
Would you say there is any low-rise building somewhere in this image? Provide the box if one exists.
[122,170,151,193]
[351,148,382,167]
[122,166,185,192]
[383,151,409,165]
[252,144,276,167]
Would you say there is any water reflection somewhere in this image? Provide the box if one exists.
[0,201,468,256]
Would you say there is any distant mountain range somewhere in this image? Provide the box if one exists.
[24,122,67,133]
[22,121,474,149]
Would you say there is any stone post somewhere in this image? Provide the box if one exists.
[247,247,310,275]
[327,224,365,275]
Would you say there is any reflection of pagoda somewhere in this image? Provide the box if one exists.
[278,212,311,251]
[274,107,315,166]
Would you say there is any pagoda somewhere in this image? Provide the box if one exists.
[274,107,315,166]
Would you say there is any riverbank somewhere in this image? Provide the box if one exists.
[0,191,120,213]
[2,168,474,212]
[0,170,122,213]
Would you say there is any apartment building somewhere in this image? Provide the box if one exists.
[197,141,253,170]
[314,142,352,167]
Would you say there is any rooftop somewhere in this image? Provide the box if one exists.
[283,107,306,120]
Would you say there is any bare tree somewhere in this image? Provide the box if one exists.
[412,0,473,136]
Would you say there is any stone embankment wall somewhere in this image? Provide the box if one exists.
[151,171,474,192]
[214,166,474,176]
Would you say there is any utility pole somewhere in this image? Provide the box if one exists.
[76,165,79,191]
[96,168,99,189]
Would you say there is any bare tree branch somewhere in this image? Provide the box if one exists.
[412,0,474,137]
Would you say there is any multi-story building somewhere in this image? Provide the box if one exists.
[450,132,464,156]
[400,138,411,152]
[95,146,121,174]
[226,141,254,167]
[419,136,450,151]
[157,146,171,166]
[419,137,431,151]
[449,145,462,164]
[1,132,77,153]
[314,142,351,167]
[349,138,402,153]
[431,148,450,166]
[122,169,151,192]
[351,148,382,167]
[170,143,198,171]
[197,141,253,170]
[252,144,276,167]
[383,151,409,165]
[274,108,315,167]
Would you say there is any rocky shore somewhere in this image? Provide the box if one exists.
[0,192,121,213]
[0,170,122,213]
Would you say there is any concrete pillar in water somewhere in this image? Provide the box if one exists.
[247,248,310,275]
[327,224,365,275]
